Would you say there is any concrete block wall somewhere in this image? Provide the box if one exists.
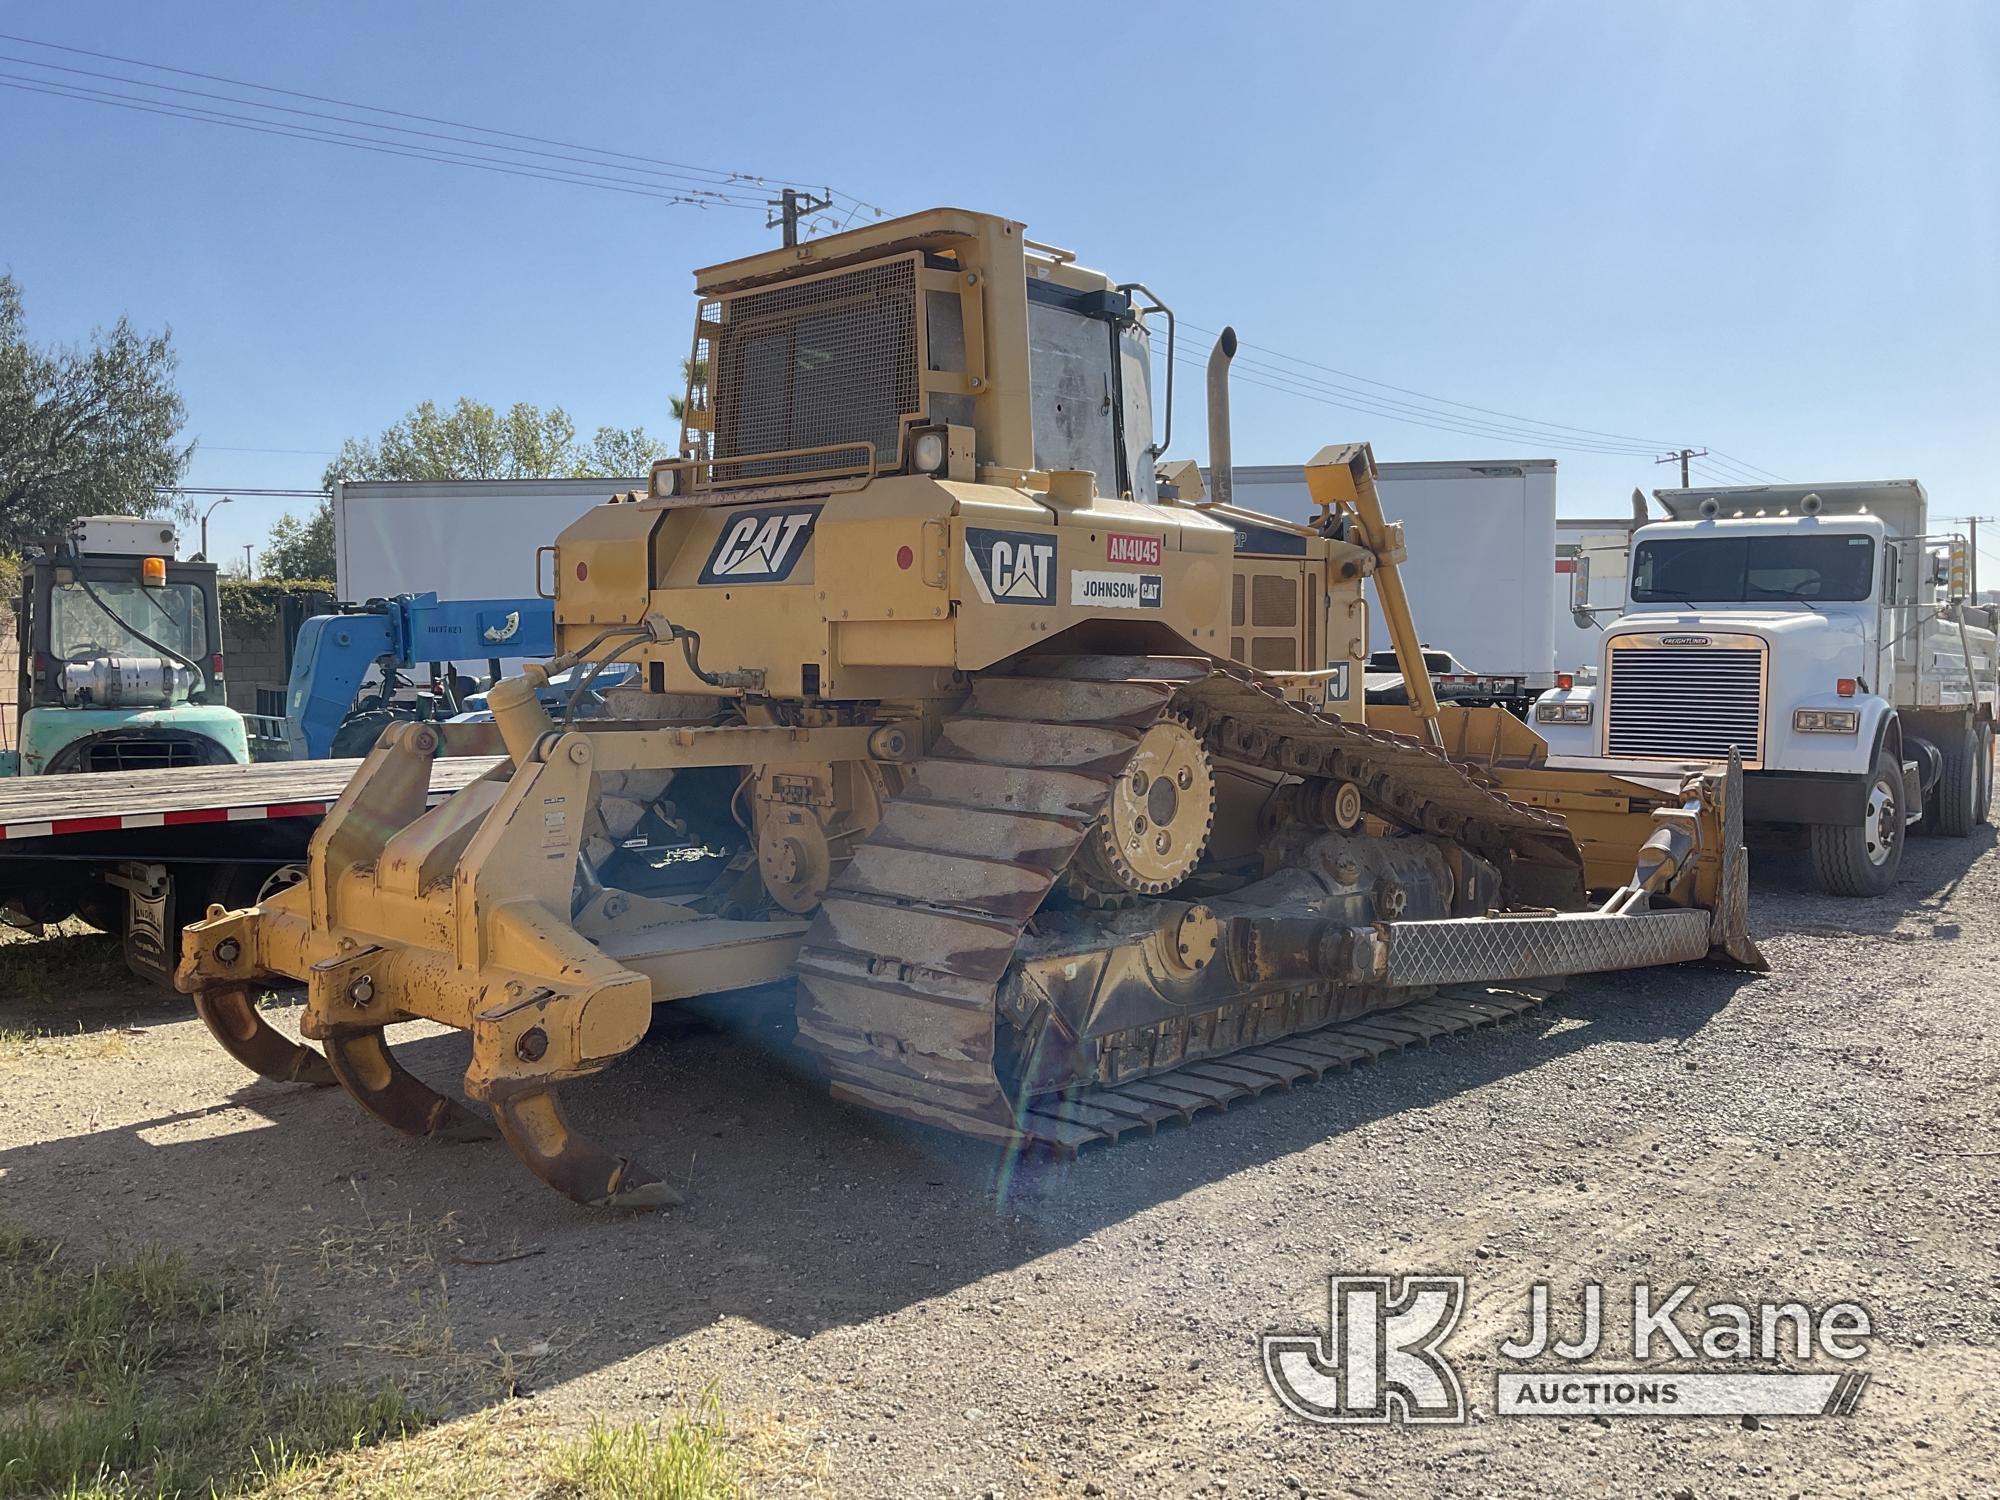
[0,602,18,752]
[219,614,291,715]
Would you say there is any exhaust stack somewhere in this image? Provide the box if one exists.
[1206,327,1238,509]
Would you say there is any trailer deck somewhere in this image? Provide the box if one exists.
[0,757,505,843]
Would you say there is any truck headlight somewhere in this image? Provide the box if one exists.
[648,463,681,499]
[1536,701,1592,725]
[1794,709,1860,734]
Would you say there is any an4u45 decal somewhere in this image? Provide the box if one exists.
[964,527,1057,606]
[698,504,823,584]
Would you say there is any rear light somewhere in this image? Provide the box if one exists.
[1836,678,1857,697]
[211,653,226,677]
[1557,671,1575,690]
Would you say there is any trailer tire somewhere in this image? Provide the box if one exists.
[1975,721,1993,827]
[1932,719,1978,838]
[1809,747,1905,896]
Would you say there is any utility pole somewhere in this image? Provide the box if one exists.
[1953,515,1996,600]
[242,543,254,579]
[767,187,833,247]
[1655,448,1709,488]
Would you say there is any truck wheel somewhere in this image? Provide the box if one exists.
[1932,720,1978,837]
[1976,722,1994,827]
[1808,747,1905,896]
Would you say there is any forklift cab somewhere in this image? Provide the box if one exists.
[6,517,246,776]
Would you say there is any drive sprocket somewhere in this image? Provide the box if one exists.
[1072,712,1215,897]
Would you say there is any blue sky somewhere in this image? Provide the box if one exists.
[3,1,1995,573]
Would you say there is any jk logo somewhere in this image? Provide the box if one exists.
[698,504,823,584]
[963,526,1057,606]
[1263,1275,1467,1425]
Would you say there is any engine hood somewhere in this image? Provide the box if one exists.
[1614,607,1866,649]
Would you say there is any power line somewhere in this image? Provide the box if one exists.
[1179,319,1677,450]
[1165,351,1683,457]
[1170,344,1662,456]
[4,30,1779,472]
[1706,448,1788,482]
[160,486,329,496]
[1172,320,1786,478]
[0,30,873,205]
[1691,453,1779,485]
[0,51,773,203]
[196,445,338,455]
[0,76,771,208]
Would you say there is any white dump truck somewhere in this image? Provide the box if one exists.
[1534,480,1997,896]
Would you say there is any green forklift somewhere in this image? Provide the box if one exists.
[3,515,247,778]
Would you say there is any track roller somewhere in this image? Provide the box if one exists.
[191,983,336,1086]
[323,1027,495,1143]
[487,1084,682,1210]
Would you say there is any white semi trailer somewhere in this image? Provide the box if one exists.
[1214,459,1559,709]
[1534,480,1997,896]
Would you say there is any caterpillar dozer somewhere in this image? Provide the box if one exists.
[178,208,1763,1208]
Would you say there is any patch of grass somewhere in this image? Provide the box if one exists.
[310,1183,464,1287]
[0,922,130,1002]
[0,1023,132,1064]
[0,1230,798,1499]
[0,1227,420,1499]
[544,1394,742,1500]
[247,1391,792,1500]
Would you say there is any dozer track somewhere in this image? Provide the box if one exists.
[793,652,1588,1148]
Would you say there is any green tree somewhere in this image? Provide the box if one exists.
[322,397,668,486]
[261,503,336,581]
[668,357,708,424]
[0,273,192,550]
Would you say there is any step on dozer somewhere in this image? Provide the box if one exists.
[179,209,1764,1207]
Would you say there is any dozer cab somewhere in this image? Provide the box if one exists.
[179,209,1762,1208]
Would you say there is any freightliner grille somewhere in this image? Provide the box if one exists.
[1607,643,1764,764]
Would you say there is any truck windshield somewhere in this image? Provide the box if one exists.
[1630,533,1875,604]
[48,581,209,663]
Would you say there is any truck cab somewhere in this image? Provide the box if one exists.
[5,515,247,776]
[1535,481,1996,895]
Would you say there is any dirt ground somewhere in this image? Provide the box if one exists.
[3,828,1998,1499]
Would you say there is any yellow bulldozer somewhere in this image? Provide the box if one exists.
[179,208,1762,1208]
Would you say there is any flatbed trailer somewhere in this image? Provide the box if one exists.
[0,756,503,985]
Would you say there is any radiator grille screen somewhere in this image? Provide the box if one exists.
[82,739,207,772]
[1251,573,1298,627]
[1607,645,1764,763]
[1251,636,1298,671]
[702,257,919,484]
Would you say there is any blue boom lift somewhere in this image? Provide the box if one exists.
[281,593,556,759]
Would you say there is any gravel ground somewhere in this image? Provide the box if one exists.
[2,829,1997,1498]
